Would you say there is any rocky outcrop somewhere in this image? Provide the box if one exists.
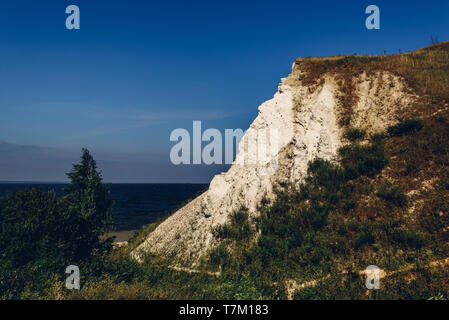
[132,62,416,266]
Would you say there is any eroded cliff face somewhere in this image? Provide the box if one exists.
[132,63,416,266]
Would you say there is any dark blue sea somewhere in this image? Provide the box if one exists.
[0,183,208,231]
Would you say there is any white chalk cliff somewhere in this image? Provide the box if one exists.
[132,60,415,266]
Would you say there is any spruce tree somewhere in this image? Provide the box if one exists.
[62,148,113,259]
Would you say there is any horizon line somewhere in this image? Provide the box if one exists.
[0,180,210,185]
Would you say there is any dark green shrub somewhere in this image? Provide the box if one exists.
[297,235,333,268]
[0,188,64,269]
[339,143,388,178]
[376,184,408,207]
[212,208,252,240]
[257,235,281,264]
[344,128,366,141]
[355,224,377,248]
[312,207,329,229]
[307,159,344,187]
[342,199,356,211]
[212,224,232,239]
[392,229,425,249]
[209,246,231,270]
[387,119,423,136]
[287,226,304,249]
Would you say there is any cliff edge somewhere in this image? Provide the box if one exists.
[132,42,448,266]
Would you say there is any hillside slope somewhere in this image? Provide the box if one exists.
[132,42,449,272]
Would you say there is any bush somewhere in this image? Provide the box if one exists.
[0,188,65,269]
[387,119,424,136]
[342,200,356,211]
[297,234,333,269]
[355,224,377,248]
[209,246,231,271]
[344,128,366,141]
[212,208,252,240]
[257,235,280,261]
[339,142,388,178]
[312,207,329,229]
[307,159,345,188]
[376,184,408,207]
[392,229,425,249]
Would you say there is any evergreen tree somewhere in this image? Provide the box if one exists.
[62,148,113,259]
[0,149,113,297]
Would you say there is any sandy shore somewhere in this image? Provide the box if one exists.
[105,230,137,242]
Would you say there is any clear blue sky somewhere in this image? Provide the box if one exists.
[0,0,448,182]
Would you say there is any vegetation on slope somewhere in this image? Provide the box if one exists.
[1,42,448,300]
[296,41,449,126]
[204,117,449,299]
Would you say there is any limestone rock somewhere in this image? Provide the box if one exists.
[132,64,415,266]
